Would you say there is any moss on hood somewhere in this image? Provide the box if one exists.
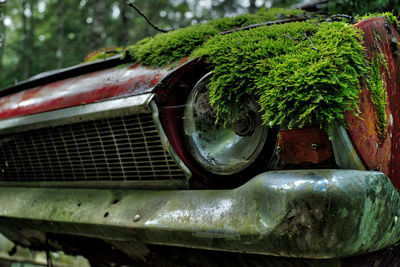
[90,9,397,129]
[125,8,304,67]
[193,21,367,128]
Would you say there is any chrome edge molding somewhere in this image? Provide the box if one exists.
[150,101,192,180]
[0,94,155,134]
[0,180,188,190]
[328,122,366,170]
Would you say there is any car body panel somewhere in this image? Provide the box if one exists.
[0,63,168,120]
[347,18,400,189]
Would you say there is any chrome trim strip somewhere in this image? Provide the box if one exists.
[150,101,192,180]
[0,94,155,134]
[0,180,188,190]
[328,122,366,170]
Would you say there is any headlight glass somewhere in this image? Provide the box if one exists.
[183,73,268,175]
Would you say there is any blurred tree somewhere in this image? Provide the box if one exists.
[21,0,36,79]
[0,0,344,89]
[327,0,400,15]
[0,1,5,72]
[56,0,64,68]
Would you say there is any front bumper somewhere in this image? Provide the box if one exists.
[0,169,399,259]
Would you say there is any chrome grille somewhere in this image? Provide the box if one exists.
[0,113,187,183]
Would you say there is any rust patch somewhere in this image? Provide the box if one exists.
[347,18,400,189]
[277,128,332,164]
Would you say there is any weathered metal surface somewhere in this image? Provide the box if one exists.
[0,63,168,120]
[0,170,398,259]
[277,128,332,164]
[346,18,400,189]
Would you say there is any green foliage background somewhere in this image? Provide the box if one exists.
[0,0,307,89]
[0,0,397,90]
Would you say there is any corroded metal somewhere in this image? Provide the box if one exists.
[346,18,400,189]
[277,128,332,164]
[0,170,398,258]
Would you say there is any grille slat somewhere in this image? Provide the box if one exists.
[0,113,186,183]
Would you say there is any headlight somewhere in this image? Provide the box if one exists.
[183,73,269,175]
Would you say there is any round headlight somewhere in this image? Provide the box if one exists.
[183,73,269,176]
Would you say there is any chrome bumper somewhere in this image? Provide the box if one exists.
[0,169,399,259]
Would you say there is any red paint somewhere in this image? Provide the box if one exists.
[0,64,169,120]
[277,128,332,164]
[347,18,400,189]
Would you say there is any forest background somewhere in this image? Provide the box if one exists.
[0,0,398,89]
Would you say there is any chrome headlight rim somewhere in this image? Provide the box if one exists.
[183,72,269,176]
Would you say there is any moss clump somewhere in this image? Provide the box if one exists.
[85,47,123,62]
[368,29,390,140]
[357,12,398,25]
[369,56,387,139]
[125,8,305,67]
[86,10,396,129]
[193,21,367,128]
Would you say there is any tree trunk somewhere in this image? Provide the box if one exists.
[92,1,106,50]
[118,0,129,46]
[21,0,30,79]
[0,3,6,72]
[20,0,35,79]
[249,0,257,14]
[56,0,64,69]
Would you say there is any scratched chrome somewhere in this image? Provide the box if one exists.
[0,64,168,120]
[0,170,398,258]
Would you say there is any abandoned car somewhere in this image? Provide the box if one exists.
[0,9,399,265]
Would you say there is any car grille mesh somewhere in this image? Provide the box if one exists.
[0,113,186,182]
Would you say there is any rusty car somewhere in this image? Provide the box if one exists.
[0,9,399,266]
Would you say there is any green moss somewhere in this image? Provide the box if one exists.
[125,8,305,67]
[357,12,398,25]
[369,57,387,139]
[85,47,124,62]
[193,21,367,128]
[367,29,390,140]
[86,10,396,129]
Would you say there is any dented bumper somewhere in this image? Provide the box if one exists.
[0,169,399,259]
